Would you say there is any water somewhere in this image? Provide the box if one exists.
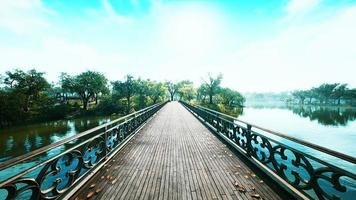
[236,105,356,199]
[239,105,356,157]
[0,115,119,163]
[1,106,355,164]
[0,105,355,199]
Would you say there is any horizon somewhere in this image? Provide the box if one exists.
[1,0,356,93]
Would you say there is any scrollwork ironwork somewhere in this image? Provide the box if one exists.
[180,101,356,200]
[0,102,166,200]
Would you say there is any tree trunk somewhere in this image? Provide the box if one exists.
[209,94,213,104]
[95,93,98,105]
[127,96,131,114]
[83,99,88,110]
[24,96,30,112]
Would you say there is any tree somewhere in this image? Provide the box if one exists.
[59,72,76,103]
[91,73,109,105]
[177,80,196,102]
[314,83,339,104]
[332,84,348,105]
[197,85,208,103]
[135,78,149,109]
[166,81,178,101]
[112,75,137,114]
[148,81,167,104]
[218,88,245,107]
[4,69,49,111]
[202,73,223,104]
[292,90,307,104]
[61,71,108,110]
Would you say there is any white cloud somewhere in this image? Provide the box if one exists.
[220,6,356,92]
[285,0,321,15]
[0,0,355,93]
[0,0,54,35]
[0,37,130,82]
[101,0,133,24]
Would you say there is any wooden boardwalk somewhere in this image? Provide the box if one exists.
[72,102,290,200]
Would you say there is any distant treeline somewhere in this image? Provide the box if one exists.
[0,69,244,127]
[244,83,356,107]
[290,83,356,106]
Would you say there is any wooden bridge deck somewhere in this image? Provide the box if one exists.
[71,102,289,200]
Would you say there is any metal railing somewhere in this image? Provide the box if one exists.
[0,102,167,200]
[180,101,356,200]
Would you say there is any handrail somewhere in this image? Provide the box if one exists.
[180,101,356,200]
[0,103,161,171]
[0,101,167,200]
[193,104,356,164]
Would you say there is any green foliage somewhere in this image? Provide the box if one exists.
[60,71,108,110]
[202,73,223,104]
[0,69,245,127]
[166,81,178,101]
[193,73,245,117]
[147,81,167,104]
[112,75,137,114]
[177,80,196,102]
[4,69,49,112]
[0,90,29,127]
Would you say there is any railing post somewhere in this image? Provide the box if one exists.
[104,125,108,159]
[246,124,252,157]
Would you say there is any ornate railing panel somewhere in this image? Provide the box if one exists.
[0,102,166,200]
[180,101,356,200]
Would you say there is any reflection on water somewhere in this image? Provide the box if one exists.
[239,105,356,199]
[240,105,356,157]
[0,116,118,163]
[287,106,356,126]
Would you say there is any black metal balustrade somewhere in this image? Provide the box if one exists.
[0,102,166,200]
[180,101,356,200]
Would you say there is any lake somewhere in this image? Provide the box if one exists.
[239,105,356,158]
[1,105,355,164]
[0,115,119,163]
[0,105,355,199]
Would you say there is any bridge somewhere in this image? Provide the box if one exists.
[0,102,355,200]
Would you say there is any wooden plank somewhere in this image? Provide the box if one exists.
[70,102,291,200]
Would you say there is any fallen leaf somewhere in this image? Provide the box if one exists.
[89,184,96,188]
[106,175,110,179]
[244,175,249,179]
[112,179,117,184]
[252,174,256,177]
[101,176,105,180]
[233,181,239,187]
[259,180,264,183]
[237,187,246,193]
[251,194,261,199]
[86,191,95,199]
[95,188,102,194]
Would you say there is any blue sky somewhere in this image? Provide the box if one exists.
[1,0,356,92]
